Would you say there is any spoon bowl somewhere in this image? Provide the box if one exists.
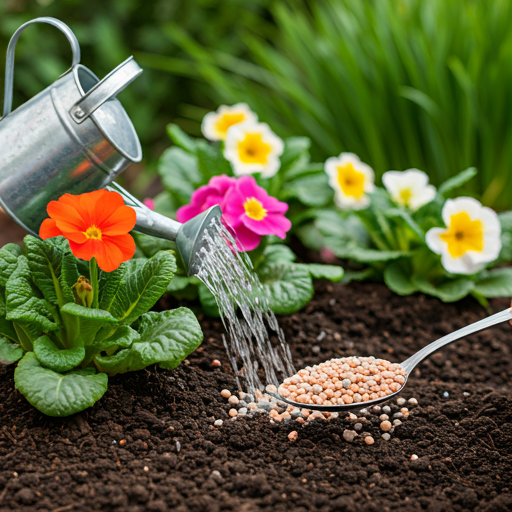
[275,307,512,413]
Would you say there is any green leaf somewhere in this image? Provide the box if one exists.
[258,263,313,315]
[158,147,202,203]
[59,252,80,304]
[133,232,176,258]
[95,325,140,351]
[327,240,410,263]
[439,167,477,195]
[0,314,17,341]
[99,264,127,312]
[196,140,232,181]
[167,275,196,292]
[166,123,197,153]
[474,268,512,297]
[14,352,108,417]
[280,137,311,178]
[95,308,203,376]
[33,335,85,372]
[384,208,425,240]
[282,173,333,206]
[0,244,21,287]
[24,236,65,306]
[342,268,375,283]
[103,251,177,326]
[0,336,23,364]
[263,244,296,264]
[301,264,344,282]
[5,256,59,333]
[198,283,220,317]
[412,276,475,302]
[384,261,418,296]
[60,303,118,346]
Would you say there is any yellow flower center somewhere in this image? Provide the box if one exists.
[84,225,103,240]
[244,197,267,221]
[399,187,413,206]
[237,133,272,165]
[215,112,246,139]
[336,163,366,199]
[439,211,484,258]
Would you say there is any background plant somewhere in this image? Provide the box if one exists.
[0,236,202,417]
[156,0,512,210]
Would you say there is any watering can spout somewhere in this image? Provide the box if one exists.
[109,184,221,276]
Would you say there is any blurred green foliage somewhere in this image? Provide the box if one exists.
[156,0,512,210]
[0,0,270,190]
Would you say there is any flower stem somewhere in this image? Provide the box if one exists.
[89,257,99,309]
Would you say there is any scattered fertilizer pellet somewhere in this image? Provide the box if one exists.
[143,466,149,472]
[393,420,402,427]
[229,408,238,417]
[382,433,391,441]
[212,359,221,367]
[288,431,298,442]
[265,384,277,394]
[354,423,363,431]
[228,396,239,405]
[380,414,389,421]
[119,439,126,447]
[221,389,231,399]
[365,436,375,445]
[278,356,406,406]
[214,419,223,426]
[408,398,418,406]
[382,406,391,414]
[380,420,392,432]
[175,441,181,453]
[238,407,248,416]
[397,397,406,406]
[411,454,418,460]
[343,430,358,442]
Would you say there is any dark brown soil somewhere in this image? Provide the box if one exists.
[1,217,512,511]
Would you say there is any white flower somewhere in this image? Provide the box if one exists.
[223,121,284,178]
[325,153,375,210]
[382,169,436,211]
[202,103,258,141]
[426,197,501,275]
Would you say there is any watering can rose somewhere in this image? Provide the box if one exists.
[177,175,291,251]
[39,189,137,272]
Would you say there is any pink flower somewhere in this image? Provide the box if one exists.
[143,198,155,210]
[222,176,291,251]
[177,175,236,223]
[176,175,291,252]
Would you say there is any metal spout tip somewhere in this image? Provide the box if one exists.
[176,205,222,276]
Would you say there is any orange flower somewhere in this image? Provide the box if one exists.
[40,189,137,272]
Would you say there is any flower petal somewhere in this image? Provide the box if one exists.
[47,200,87,231]
[232,224,262,252]
[242,213,291,239]
[99,205,137,235]
[425,227,446,255]
[103,234,136,262]
[39,218,63,239]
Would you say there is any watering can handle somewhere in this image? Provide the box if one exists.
[69,57,142,124]
[2,17,81,118]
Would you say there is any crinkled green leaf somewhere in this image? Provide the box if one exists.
[15,352,108,417]
[24,236,66,305]
[0,244,21,287]
[474,268,512,297]
[0,336,23,365]
[198,283,221,317]
[166,123,197,154]
[99,264,127,312]
[103,251,177,326]
[196,140,232,181]
[412,275,475,302]
[384,261,419,296]
[280,137,311,178]
[59,252,80,303]
[0,314,17,341]
[5,256,59,333]
[439,167,477,195]
[258,263,313,315]
[60,303,118,346]
[264,245,296,265]
[33,335,85,372]
[133,232,176,259]
[95,325,140,352]
[301,264,343,282]
[158,147,202,203]
[283,173,333,206]
[95,308,203,376]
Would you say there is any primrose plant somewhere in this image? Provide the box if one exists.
[315,157,512,305]
[0,190,202,417]
[147,103,343,316]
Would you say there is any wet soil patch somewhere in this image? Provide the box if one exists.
[1,219,512,511]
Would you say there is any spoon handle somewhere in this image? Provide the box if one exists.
[401,307,512,374]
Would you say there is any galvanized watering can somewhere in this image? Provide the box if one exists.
[0,17,220,275]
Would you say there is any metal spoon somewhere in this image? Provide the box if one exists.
[275,307,512,412]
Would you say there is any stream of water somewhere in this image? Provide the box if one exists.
[196,218,295,393]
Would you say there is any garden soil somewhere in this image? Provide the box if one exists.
[1,214,512,511]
